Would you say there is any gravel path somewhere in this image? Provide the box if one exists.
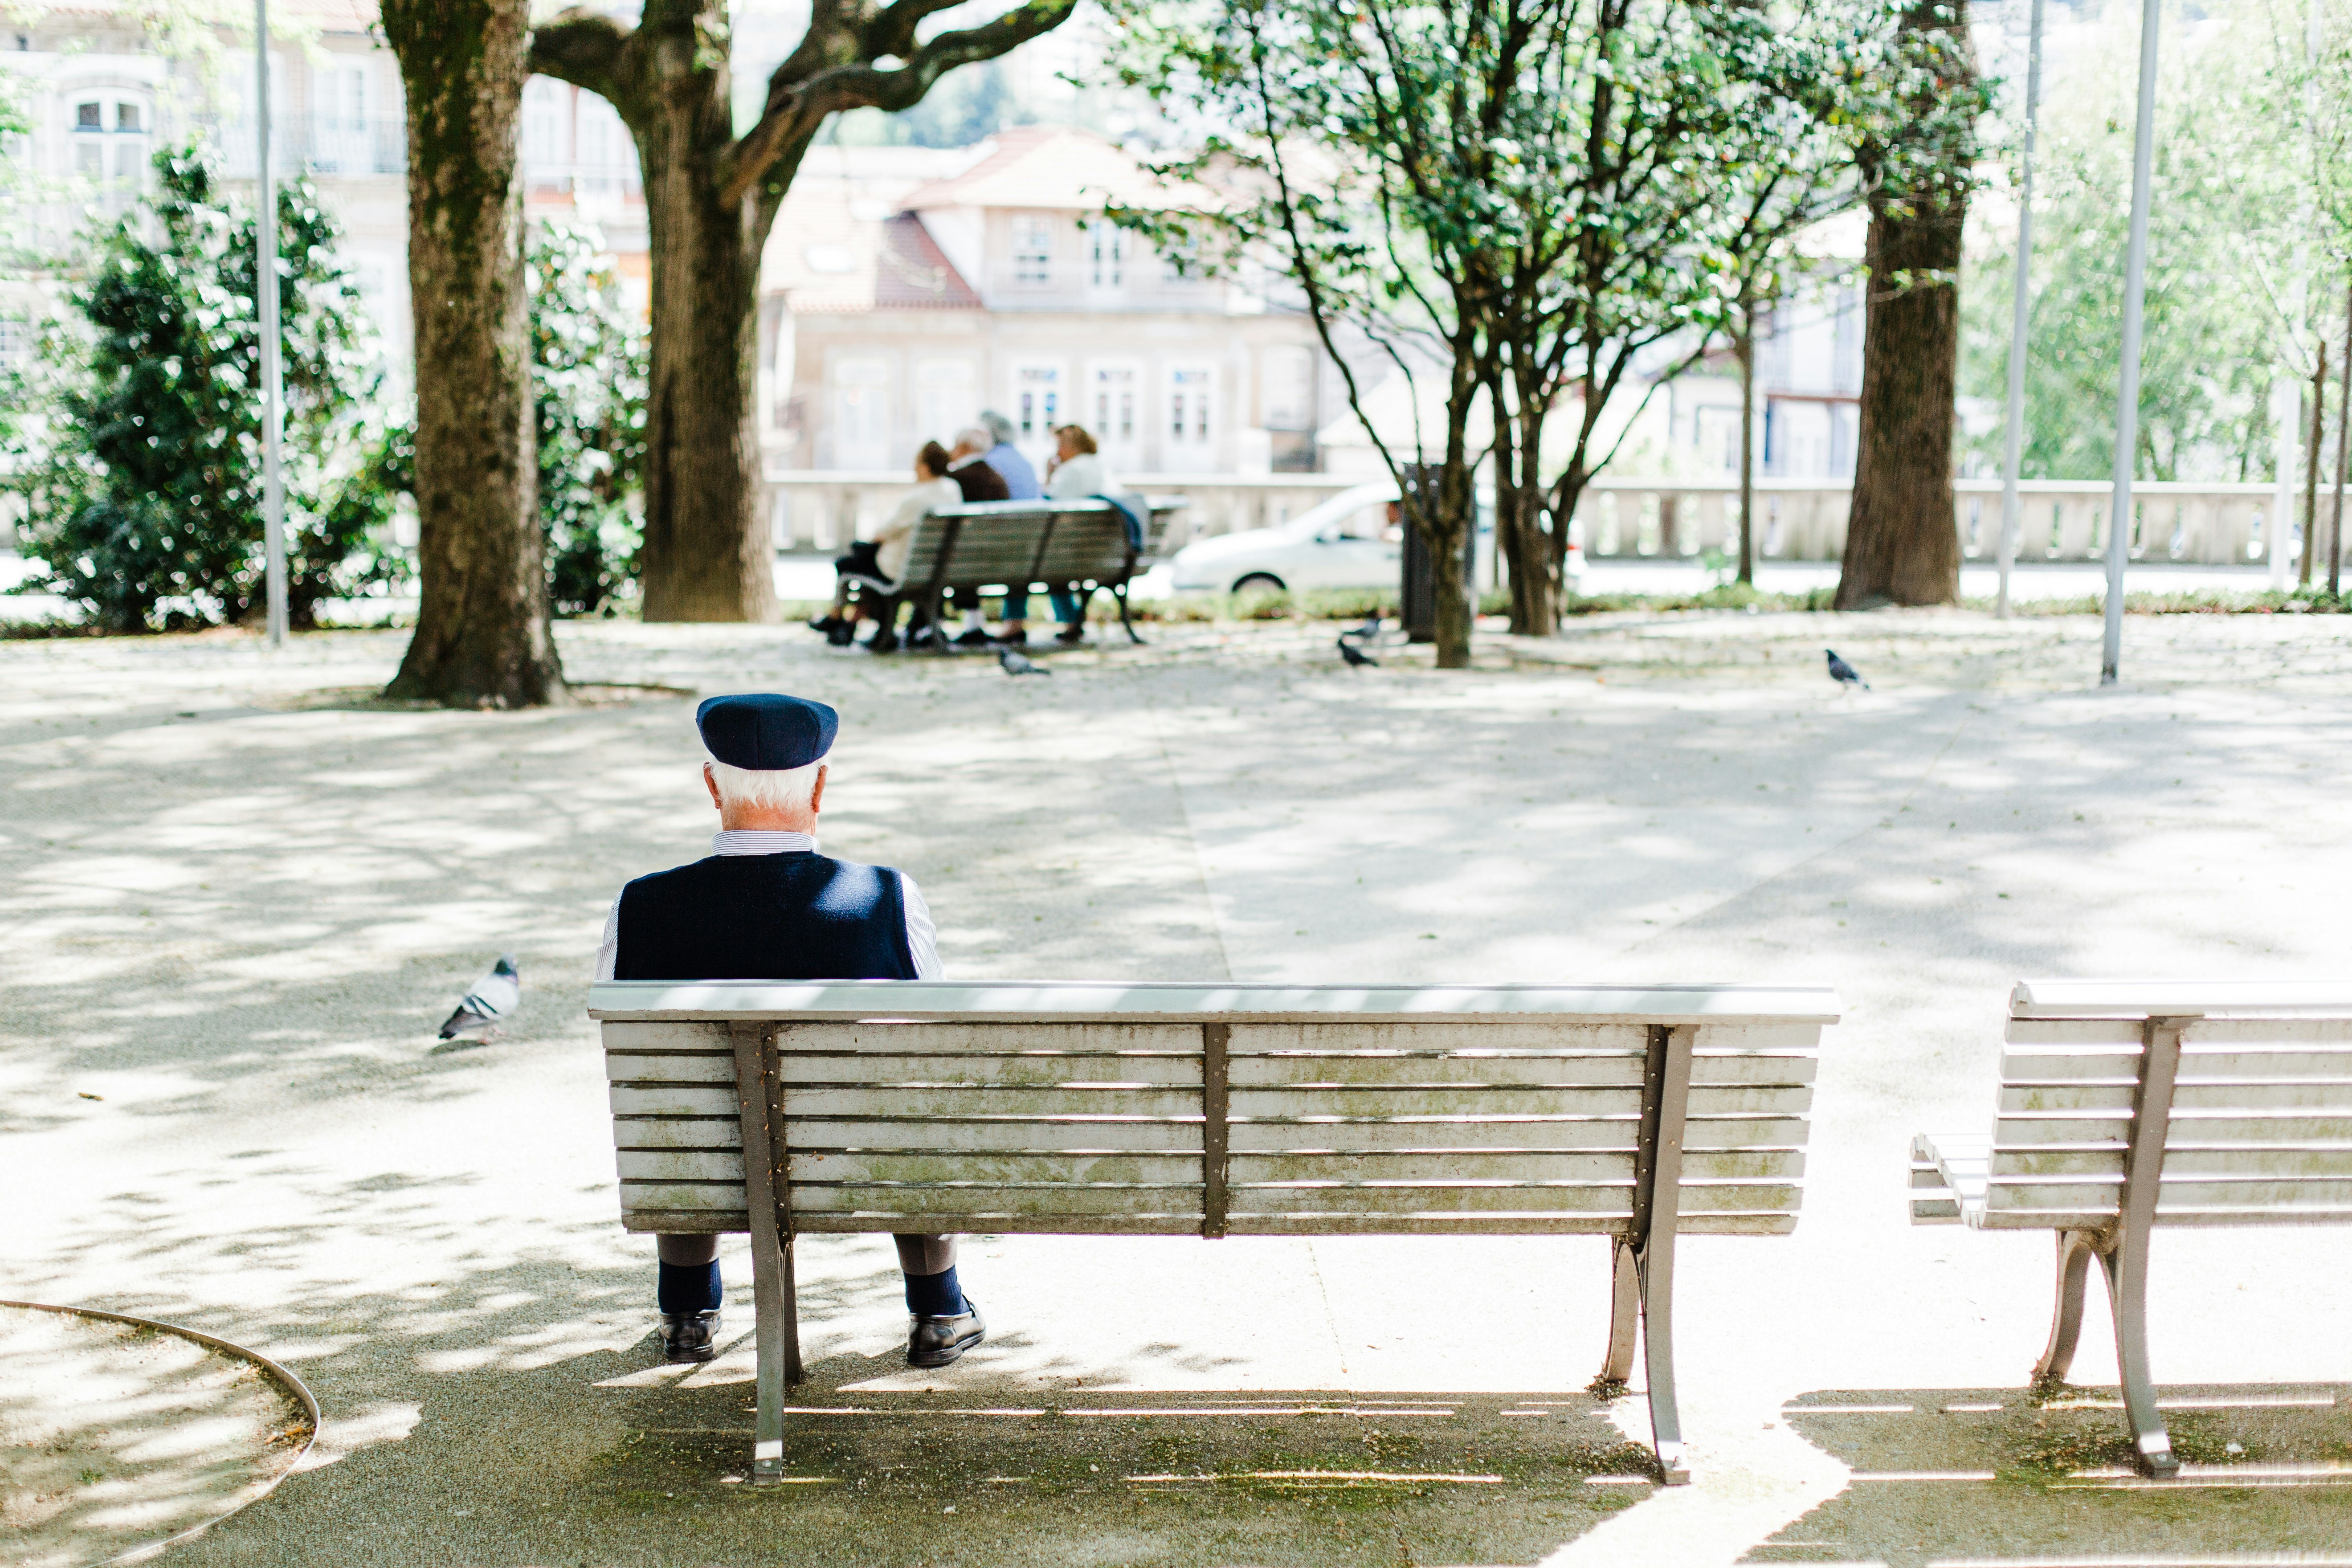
[4,608,2349,1567]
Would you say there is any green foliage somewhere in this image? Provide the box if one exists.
[527,223,647,616]
[13,148,399,632]
[1960,2,2278,482]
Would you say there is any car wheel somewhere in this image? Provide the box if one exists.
[1232,572,1286,595]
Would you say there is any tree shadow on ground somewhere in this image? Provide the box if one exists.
[1746,1384,2352,1567]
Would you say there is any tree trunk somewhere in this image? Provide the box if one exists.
[633,69,777,624]
[1491,368,1553,633]
[1836,2,1975,611]
[382,0,563,708]
[2303,342,2325,587]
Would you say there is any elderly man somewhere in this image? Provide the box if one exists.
[596,693,984,1368]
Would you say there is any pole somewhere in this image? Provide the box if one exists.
[255,0,286,646]
[2304,343,2325,588]
[1997,0,2046,620]
[2332,274,2351,599]
[2100,0,2160,686]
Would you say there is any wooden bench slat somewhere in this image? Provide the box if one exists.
[1229,1085,1808,1119]
[621,1209,746,1234]
[1228,1149,1804,1183]
[608,1053,735,1084]
[776,1054,1205,1088]
[1225,1213,1801,1236]
[1225,1117,1641,1152]
[602,1021,731,1052]
[784,1152,1200,1186]
[785,1086,1204,1119]
[2005,1081,2352,1113]
[612,1116,741,1151]
[1224,1053,1815,1088]
[791,1215,1207,1237]
[1226,1182,1800,1215]
[612,1084,739,1117]
[622,1179,756,1209]
[790,1185,1203,1217]
[1228,1022,1650,1052]
[772,1023,1206,1054]
[784,1117,1204,1153]
[1994,1146,2352,1177]
[620,1150,745,1182]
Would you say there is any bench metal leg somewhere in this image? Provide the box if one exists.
[1115,583,1145,645]
[2101,1231,2177,1477]
[1615,1023,1694,1485]
[733,1023,802,1486]
[2032,1228,2101,1384]
[1598,1234,1639,1386]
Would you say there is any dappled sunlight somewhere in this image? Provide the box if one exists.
[7,614,2352,1562]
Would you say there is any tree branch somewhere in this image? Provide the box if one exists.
[721,0,1077,208]
[525,8,631,108]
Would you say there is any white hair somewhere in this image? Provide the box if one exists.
[706,755,826,814]
[953,425,995,453]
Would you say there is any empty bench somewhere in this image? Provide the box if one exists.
[1911,980,2352,1477]
[590,980,1841,1485]
[850,497,1183,646]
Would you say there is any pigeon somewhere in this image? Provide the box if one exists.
[438,955,519,1041]
[1342,613,1382,642]
[1825,649,1869,690]
[1337,638,1378,668]
[998,646,1049,676]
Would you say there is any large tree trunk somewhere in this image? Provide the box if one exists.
[1494,367,1556,633]
[382,0,563,708]
[633,66,777,624]
[1836,1,1975,611]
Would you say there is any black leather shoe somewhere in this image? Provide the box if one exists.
[865,629,900,654]
[906,1305,984,1368]
[826,619,857,647]
[990,629,1028,648]
[807,613,844,635]
[660,1310,720,1363]
[952,627,992,648]
[1054,624,1086,645]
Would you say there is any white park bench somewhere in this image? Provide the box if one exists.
[1910,980,2352,1477]
[588,980,1841,1486]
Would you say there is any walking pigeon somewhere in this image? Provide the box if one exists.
[1337,638,1378,668]
[1825,649,1869,690]
[998,647,1050,676]
[438,956,519,1041]
[1342,613,1382,642]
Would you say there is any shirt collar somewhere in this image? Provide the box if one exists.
[712,829,818,856]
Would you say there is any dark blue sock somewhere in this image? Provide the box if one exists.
[658,1260,722,1315]
[904,1265,967,1318]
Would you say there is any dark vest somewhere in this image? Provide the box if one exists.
[614,853,917,981]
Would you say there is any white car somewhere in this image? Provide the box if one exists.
[1171,482,1408,595]
[1170,481,1573,596]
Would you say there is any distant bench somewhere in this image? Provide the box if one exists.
[1911,980,2352,1477]
[589,980,1842,1486]
[846,497,1185,646]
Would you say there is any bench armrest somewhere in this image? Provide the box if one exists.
[1910,1131,1991,1226]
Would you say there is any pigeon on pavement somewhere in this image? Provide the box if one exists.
[1342,613,1382,642]
[438,955,519,1041]
[1338,638,1378,668]
[999,647,1050,676]
[1825,649,1869,690]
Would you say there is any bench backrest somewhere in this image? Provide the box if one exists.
[893,498,1181,595]
[592,982,1838,1241]
[1982,981,2352,1229]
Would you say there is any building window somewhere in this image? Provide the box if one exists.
[1169,367,1213,446]
[116,102,140,131]
[75,101,100,129]
[1091,364,1137,444]
[1011,216,1054,286]
[1088,222,1124,289]
[1014,363,1064,443]
[1261,347,1313,431]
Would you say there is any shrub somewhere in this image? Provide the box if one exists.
[12,148,400,632]
[528,223,647,617]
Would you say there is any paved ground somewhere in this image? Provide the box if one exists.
[4,608,2352,1566]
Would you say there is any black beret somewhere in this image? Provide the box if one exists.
[696,693,838,771]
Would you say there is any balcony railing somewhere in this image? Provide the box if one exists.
[761,471,2313,567]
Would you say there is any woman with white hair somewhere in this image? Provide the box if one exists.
[1042,424,1111,645]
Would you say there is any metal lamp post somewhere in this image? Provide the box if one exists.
[255,0,286,646]
[2100,0,2160,686]
[1995,0,2045,620]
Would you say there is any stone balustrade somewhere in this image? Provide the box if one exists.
[761,471,2328,568]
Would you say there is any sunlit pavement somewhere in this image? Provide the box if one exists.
[4,609,2351,1566]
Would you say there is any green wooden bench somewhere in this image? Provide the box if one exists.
[1911,980,2352,1476]
[592,980,1840,1486]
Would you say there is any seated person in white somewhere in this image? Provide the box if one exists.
[808,441,959,651]
[1042,423,1111,644]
